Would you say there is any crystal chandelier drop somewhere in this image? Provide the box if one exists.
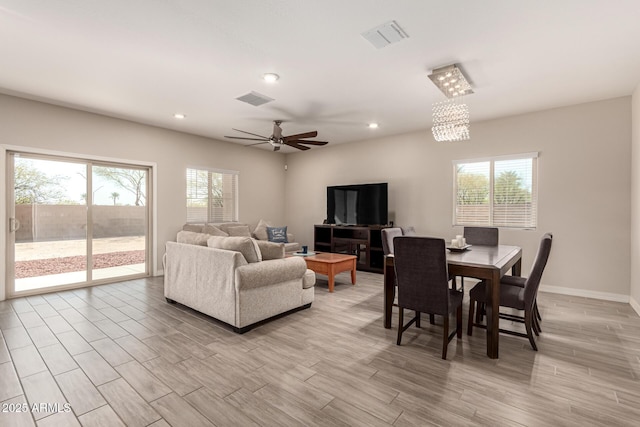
[428,64,472,142]
[432,98,470,142]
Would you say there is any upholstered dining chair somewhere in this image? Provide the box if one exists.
[467,233,553,351]
[451,226,499,292]
[394,236,463,359]
[381,227,404,256]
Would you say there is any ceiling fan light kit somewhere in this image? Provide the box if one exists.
[429,63,473,142]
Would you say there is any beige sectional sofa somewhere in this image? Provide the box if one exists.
[164,229,314,333]
[182,221,301,253]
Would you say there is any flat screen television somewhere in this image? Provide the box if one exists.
[327,183,388,226]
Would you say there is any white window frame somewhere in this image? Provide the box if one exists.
[452,152,538,229]
[186,166,239,223]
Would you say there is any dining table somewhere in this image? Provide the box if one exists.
[384,244,522,359]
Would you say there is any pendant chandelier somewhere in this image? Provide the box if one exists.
[428,64,473,142]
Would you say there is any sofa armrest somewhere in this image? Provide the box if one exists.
[235,257,307,290]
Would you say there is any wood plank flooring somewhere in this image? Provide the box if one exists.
[1,272,639,426]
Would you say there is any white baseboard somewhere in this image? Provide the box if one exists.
[630,296,640,316]
[154,269,164,277]
[539,284,630,303]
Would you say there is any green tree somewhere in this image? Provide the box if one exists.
[494,171,530,204]
[457,172,489,205]
[14,161,68,204]
[110,192,120,205]
[95,167,146,206]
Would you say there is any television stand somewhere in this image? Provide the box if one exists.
[313,225,389,273]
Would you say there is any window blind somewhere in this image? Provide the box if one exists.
[453,153,537,229]
[186,167,238,223]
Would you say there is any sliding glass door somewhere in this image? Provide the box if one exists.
[7,152,151,296]
[91,165,148,280]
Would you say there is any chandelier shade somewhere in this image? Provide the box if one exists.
[431,99,470,142]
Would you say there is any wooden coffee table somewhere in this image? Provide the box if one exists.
[299,252,357,292]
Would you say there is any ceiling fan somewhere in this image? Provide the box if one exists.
[224,120,328,151]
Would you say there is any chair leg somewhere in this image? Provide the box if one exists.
[524,311,538,351]
[535,300,542,321]
[475,302,484,324]
[442,314,449,360]
[456,305,463,338]
[415,311,421,328]
[429,314,435,325]
[397,308,404,345]
[467,299,475,336]
[533,312,541,335]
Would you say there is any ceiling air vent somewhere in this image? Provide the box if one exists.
[235,91,274,107]
[361,20,409,49]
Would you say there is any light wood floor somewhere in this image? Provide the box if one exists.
[1,272,640,427]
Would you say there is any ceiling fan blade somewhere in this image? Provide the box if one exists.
[288,140,328,146]
[224,136,270,142]
[283,131,317,141]
[245,141,270,147]
[231,128,270,139]
[284,141,311,151]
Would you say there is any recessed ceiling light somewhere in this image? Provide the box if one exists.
[368,123,379,129]
[174,113,186,119]
[263,73,279,83]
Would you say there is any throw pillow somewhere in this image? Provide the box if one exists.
[256,240,285,260]
[182,224,204,233]
[253,219,271,241]
[227,225,252,237]
[207,236,262,263]
[177,230,209,246]
[203,224,229,236]
[267,226,288,243]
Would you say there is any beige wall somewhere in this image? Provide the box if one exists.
[631,84,640,313]
[1,93,634,302]
[285,97,632,300]
[0,94,287,298]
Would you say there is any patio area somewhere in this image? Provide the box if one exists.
[14,236,146,292]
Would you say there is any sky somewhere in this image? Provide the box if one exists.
[15,156,143,206]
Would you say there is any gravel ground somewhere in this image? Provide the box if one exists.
[15,250,145,278]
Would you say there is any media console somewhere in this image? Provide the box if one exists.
[313,225,390,273]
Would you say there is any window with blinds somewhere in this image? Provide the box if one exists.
[453,153,538,229]
[186,167,238,223]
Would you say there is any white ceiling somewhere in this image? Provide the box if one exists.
[2,1,640,153]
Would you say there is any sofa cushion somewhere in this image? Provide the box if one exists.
[267,226,288,243]
[256,240,285,260]
[253,219,271,241]
[177,230,210,246]
[207,236,262,263]
[214,222,249,234]
[182,224,204,233]
[284,242,301,253]
[227,225,252,237]
[203,224,229,236]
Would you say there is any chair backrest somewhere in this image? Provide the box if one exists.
[524,233,553,307]
[464,227,499,246]
[381,227,404,255]
[393,237,451,316]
